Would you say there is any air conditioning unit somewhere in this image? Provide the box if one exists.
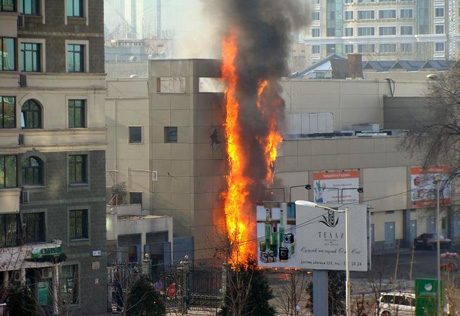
[21,190,30,204]
[17,15,25,28]
[152,171,158,182]
[18,134,24,145]
[19,74,27,87]
[41,268,52,279]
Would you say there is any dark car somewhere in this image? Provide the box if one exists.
[414,233,451,250]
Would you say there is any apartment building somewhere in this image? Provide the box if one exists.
[306,0,456,64]
[0,0,107,314]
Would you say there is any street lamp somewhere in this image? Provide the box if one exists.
[434,179,448,315]
[295,200,351,316]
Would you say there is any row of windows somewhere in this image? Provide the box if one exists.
[341,9,414,20]
[0,0,84,17]
[311,42,445,54]
[312,0,414,4]
[312,25,446,37]
[0,38,87,73]
[0,153,88,187]
[0,97,86,129]
[128,126,178,144]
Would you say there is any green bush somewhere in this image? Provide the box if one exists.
[127,278,165,316]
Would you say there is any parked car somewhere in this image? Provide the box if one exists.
[413,233,451,250]
[378,292,415,316]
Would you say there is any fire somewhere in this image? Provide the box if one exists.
[221,32,283,264]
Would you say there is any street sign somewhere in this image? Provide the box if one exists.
[415,278,443,316]
[168,284,176,298]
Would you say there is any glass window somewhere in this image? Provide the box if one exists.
[130,192,142,205]
[400,26,413,35]
[312,0,320,4]
[164,127,177,143]
[379,27,396,36]
[400,9,413,19]
[0,155,17,188]
[358,44,375,53]
[401,43,412,52]
[67,0,83,17]
[129,126,142,143]
[435,25,445,34]
[61,265,78,305]
[435,42,445,52]
[344,0,353,3]
[312,45,320,54]
[0,0,15,12]
[22,156,43,186]
[357,10,375,20]
[67,44,84,73]
[344,27,353,36]
[69,209,88,240]
[0,38,16,71]
[21,99,41,129]
[0,96,15,129]
[68,155,87,184]
[344,44,354,54]
[312,28,320,37]
[357,0,375,2]
[68,100,85,128]
[344,11,353,20]
[326,28,335,37]
[312,11,320,20]
[20,0,39,15]
[23,212,45,242]
[20,43,41,72]
[358,27,375,36]
[435,7,444,18]
[0,214,18,247]
[379,44,396,53]
[379,10,396,19]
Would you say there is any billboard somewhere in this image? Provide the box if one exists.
[313,170,360,205]
[410,166,450,208]
[256,203,369,271]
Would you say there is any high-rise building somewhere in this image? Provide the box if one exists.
[0,0,107,314]
[305,0,458,64]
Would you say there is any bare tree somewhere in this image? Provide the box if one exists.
[272,272,310,316]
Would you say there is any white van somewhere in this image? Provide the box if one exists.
[378,292,415,316]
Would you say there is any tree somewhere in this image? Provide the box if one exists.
[401,66,460,172]
[126,278,165,316]
[219,258,275,316]
[306,271,345,316]
[272,273,310,316]
[6,286,36,316]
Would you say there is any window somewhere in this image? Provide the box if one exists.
[400,43,412,52]
[312,45,320,54]
[358,27,375,36]
[23,212,45,242]
[435,24,445,34]
[20,0,39,15]
[311,28,320,37]
[344,11,353,20]
[400,9,413,19]
[67,44,85,73]
[22,156,43,186]
[0,214,18,247]
[67,0,83,17]
[400,26,413,35]
[312,0,320,4]
[379,44,396,53]
[435,42,445,52]
[357,0,375,2]
[0,96,15,128]
[0,155,17,188]
[130,192,142,205]
[379,10,396,19]
[21,100,41,129]
[20,43,41,72]
[69,209,88,240]
[379,27,396,36]
[344,44,354,54]
[435,7,444,18]
[357,10,374,20]
[344,0,353,3]
[326,28,335,37]
[326,44,336,54]
[164,127,177,143]
[68,155,87,184]
[0,0,15,12]
[61,265,78,305]
[68,100,85,128]
[129,126,142,143]
[312,11,320,20]
[0,38,16,71]
[344,27,353,36]
[358,44,375,53]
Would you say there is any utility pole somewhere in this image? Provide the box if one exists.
[157,0,162,39]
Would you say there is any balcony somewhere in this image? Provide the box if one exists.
[0,188,21,214]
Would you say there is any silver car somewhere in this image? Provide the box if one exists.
[378,292,415,316]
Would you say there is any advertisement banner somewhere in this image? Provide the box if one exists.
[410,166,450,208]
[313,171,360,205]
[256,203,369,271]
[415,278,443,316]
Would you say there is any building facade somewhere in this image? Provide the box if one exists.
[0,0,107,314]
[306,0,457,65]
